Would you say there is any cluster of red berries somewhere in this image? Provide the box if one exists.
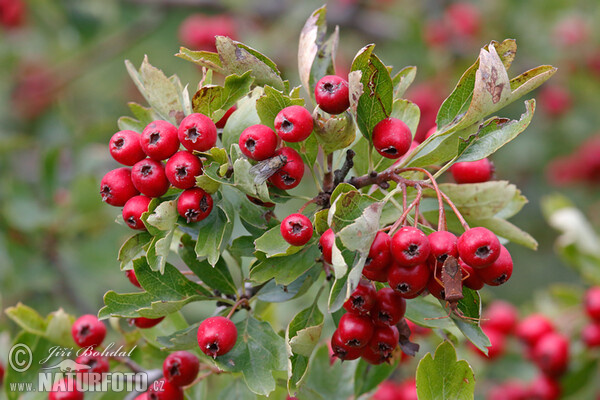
[100,114,220,229]
[424,2,481,48]
[135,351,200,400]
[0,0,26,29]
[582,286,600,348]
[372,378,417,400]
[330,282,405,365]
[547,135,600,186]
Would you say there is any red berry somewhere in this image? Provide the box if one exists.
[330,330,362,361]
[372,118,412,159]
[177,187,213,223]
[280,213,313,246]
[407,83,444,143]
[0,362,3,385]
[100,168,139,207]
[368,324,399,359]
[427,273,446,300]
[584,287,600,321]
[274,105,313,142]
[445,2,480,38]
[314,75,350,114]
[365,231,392,271]
[163,351,200,387]
[450,158,494,184]
[148,378,184,400]
[539,85,572,117]
[109,130,146,166]
[515,314,554,347]
[215,105,237,129]
[319,228,334,264]
[397,379,418,400]
[197,316,237,358]
[239,124,278,161]
[405,319,431,337]
[178,14,236,52]
[268,147,305,190]
[387,262,430,298]
[372,381,400,400]
[246,195,275,208]
[470,327,505,360]
[488,381,529,400]
[75,353,110,376]
[372,288,407,326]
[132,317,164,329]
[178,113,217,152]
[391,226,431,267]
[343,280,377,315]
[0,0,25,29]
[72,315,106,349]
[582,322,600,348]
[532,332,570,377]
[428,231,458,265]
[337,313,374,348]
[460,261,485,290]
[134,394,149,400]
[122,195,152,230]
[482,300,518,335]
[475,245,513,286]
[131,159,170,198]
[140,120,179,161]
[126,270,141,288]
[528,374,561,400]
[457,227,501,268]
[362,265,390,283]
[48,378,83,400]
[361,345,387,365]
[165,151,203,189]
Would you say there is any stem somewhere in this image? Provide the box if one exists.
[333,149,355,187]
[323,153,334,192]
[112,356,145,374]
[226,298,249,319]
[439,191,471,231]
[368,143,374,172]
[388,184,422,235]
[397,167,446,231]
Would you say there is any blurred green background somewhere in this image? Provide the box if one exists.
[1,0,599,349]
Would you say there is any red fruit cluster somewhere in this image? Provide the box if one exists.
[137,351,199,399]
[178,14,237,52]
[331,281,404,365]
[372,378,417,400]
[538,85,572,117]
[423,2,481,49]
[69,315,110,386]
[547,135,600,186]
[100,114,218,229]
[0,0,26,29]
[582,287,600,348]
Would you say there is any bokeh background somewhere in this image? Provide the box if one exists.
[0,0,599,397]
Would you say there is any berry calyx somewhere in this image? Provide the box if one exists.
[75,353,110,376]
[178,113,217,152]
[450,158,494,184]
[268,147,305,190]
[165,151,203,189]
[330,330,362,361]
[71,315,106,349]
[140,120,180,161]
[372,118,412,159]
[100,168,139,207]
[122,195,152,230]
[427,230,458,265]
[365,231,392,271]
[475,245,513,286]
[457,227,501,268]
[372,287,407,326]
[314,75,350,115]
[319,228,335,264]
[239,124,278,161]
[368,324,399,359]
[280,213,313,246]
[215,105,237,129]
[343,280,377,315]
[337,313,374,348]
[131,159,170,198]
[177,188,213,223]
[391,226,431,267]
[109,130,146,166]
[163,351,200,387]
[387,262,430,298]
[148,378,184,400]
[197,316,238,358]
[132,317,165,329]
[361,345,387,365]
[274,105,314,143]
[126,270,141,288]
[48,378,83,400]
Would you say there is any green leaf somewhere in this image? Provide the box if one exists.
[216,37,284,91]
[328,251,367,312]
[470,216,538,250]
[214,315,287,396]
[561,358,599,398]
[5,303,48,337]
[255,225,303,258]
[175,47,226,74]
[250,244,320,285]
[390,99,420,138]
[218,378,258,400]
[192,72,254,121]
[288,132,320,168]
[118,116,145,133]
[5,305,76,348]
[222,87,263,151]
[118,232,152,271]
[392,66,417,98]
[449,288,490,355]
[128,102,160,125]
[256,85,304,129]
[350,44,393,139]
[146,229,175,273]
[416,341,475,400]
[405,296,455,330]
[45,308,77,348]
[156,323,200,351]
[313,111,357,153]
[353,359,397,397]
[256,266,321,303]
[194,205,233,266]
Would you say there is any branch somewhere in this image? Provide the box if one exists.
[333,149,355,187]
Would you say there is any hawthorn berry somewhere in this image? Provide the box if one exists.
[71,315,106,349]
[475,245,513,286]
[387,262,430,298]
[148,378,184,400]
[132,317,164,329]
[532,332,570,377]
[268,147,305,190]
[165,151,203,189]
[163,351,200,387]
[122,195,152,230]
[131,159,170,198]
[134,394,149,400]
[314,75,350,114]
[582,322,600,348]
[330,330,362,361]
[361,345,386,365]
[177,188,213,223]
[215,105,237,129]
[100,168,139,207]
[274,105,314,142]
[528,374,561,400]
[280,213,313,246]
[178,113,217,152]
[109,130,146,166]
[482,301,518,335]
[0,362,4,385]
[197,316,237,358]
[584,286,600,321]
[48,378,83,400]
[126,269,141,288]
[372,118,412,159]
[390,226,431,267]
[75,353,110,376]
[470,327,506,360]
[337,313,374,348]
[457,227,501,268]
[488,381,529,400]
[343,280,377,315]
[365,231,392,271]
[396,379,418,400]
[0,0,25,29]
[427,230,458,265]
[450,158,494,184]
[239,124,278,161]
[515,314,554,347]
[372,288,407,326]
[460,261,485,291]
[319,228,335,264]
[445,2,480,38]
[368,324,399,358]
[539,85,572,117]
[426,272,446,300]
[178,14,236,52]
[140,120,179,161]
[372,381,400,400]
[362,265,390,283]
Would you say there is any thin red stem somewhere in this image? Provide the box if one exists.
[396,167,447,231]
